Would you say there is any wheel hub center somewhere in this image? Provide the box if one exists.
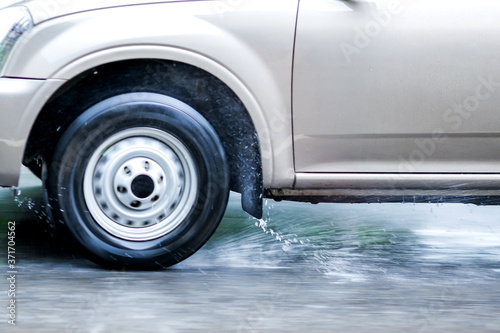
[131,175,155,199]
[112,156,167,212]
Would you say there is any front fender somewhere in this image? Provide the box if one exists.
[4,0,298,188]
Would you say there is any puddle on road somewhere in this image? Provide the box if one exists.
[2,168,500,283]
[185,196,500,283]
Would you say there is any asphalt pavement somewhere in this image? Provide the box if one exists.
[1,168,500,332]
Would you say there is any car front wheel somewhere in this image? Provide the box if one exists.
[47,93,229,269]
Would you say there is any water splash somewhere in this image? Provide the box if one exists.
[11,186,53,227]
[13,191,36,210]
[10,186,21,197]
[255,218,304,250]
[255,196,306,250]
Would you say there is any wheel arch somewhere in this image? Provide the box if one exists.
[24,53,267,218]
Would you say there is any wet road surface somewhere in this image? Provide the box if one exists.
[1,169,500,332]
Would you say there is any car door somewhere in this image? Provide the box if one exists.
[293,0,500,175]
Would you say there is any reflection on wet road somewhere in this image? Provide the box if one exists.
[1,169,500,332]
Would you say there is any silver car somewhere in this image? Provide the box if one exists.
[1,0,500,269]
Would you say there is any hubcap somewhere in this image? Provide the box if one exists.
[113,157,165,211]
[83,128,198,241]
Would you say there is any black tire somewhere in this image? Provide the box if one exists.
[47,93,229,269]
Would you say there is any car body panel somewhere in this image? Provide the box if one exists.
[0,77,65,186]
[0,0,299,188]
[1,1,24,10]
[1,0,500,203]
[23,0,195,24]
[293,0,500,174]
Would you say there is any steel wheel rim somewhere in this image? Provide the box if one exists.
[83,127,198,241]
